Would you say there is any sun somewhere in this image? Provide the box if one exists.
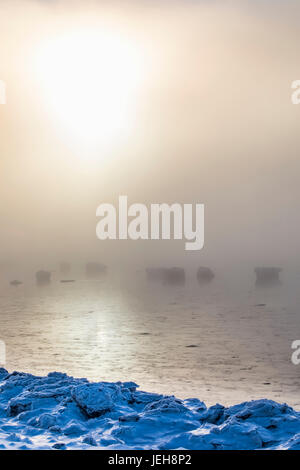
[34,30,144,149]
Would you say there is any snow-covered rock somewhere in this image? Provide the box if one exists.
[0,369,299,450]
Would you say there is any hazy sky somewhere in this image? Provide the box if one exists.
[0,0,299,271]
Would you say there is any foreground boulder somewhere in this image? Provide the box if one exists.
[0,370,299,449]
[71,383,117,418]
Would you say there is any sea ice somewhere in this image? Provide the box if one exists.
[0,369,299,450]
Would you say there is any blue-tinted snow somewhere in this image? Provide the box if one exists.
[0,368,299,450]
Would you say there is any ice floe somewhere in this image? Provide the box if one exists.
[0,368,299,450]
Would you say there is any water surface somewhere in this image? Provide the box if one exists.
[0,273,299,408]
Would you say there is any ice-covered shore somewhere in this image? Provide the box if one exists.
[0,368,299,450]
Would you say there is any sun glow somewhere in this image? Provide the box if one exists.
[35,30,145,149]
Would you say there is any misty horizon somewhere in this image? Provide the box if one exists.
[0,0,299,273]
